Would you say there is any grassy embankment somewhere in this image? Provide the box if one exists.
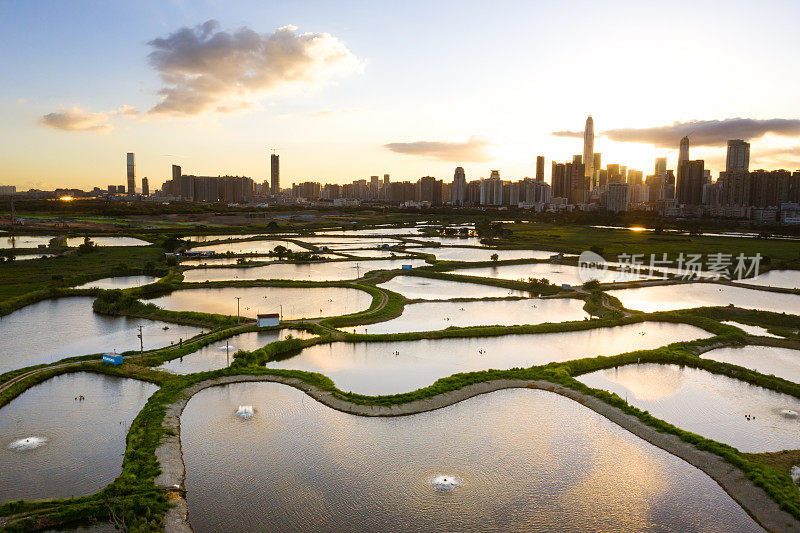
[0,246,167,316]
[494,222,800,269]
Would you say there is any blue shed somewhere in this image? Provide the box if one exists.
[102,353,123,365]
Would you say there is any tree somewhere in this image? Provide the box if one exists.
[273,245,288,260]
[77,236,96,254]
[490,253,499,262]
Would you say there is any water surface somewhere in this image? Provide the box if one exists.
[578,363,800,452]
[456,263,653,285]
[181,383,760,533]
[0,298,202,375]
[0,235,55,249]
[413,247,553,262]
[183,234,268,242]
[147,287,372,320]
[158,329,315,374]
[0,372,158,502]
[267,322,712,395]
[74,275,159,290]
[64,236,150,247]
[702,345,800,383]
[296,236,401,250]
[378,276,529,299]
[182,259,427,282]
[607,283,800,314]
[190,240,307,254]
[737,270,800,290]
[352,298,588,334]
[413,236,485,246]
[720,321,781,337]
[181,254,340,266]
[338,249,415,258]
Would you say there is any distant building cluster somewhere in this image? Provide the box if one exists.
[4,120,800,224]
[158,165,255,204]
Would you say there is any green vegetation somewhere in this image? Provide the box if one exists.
[321,284,405,329]
[400,268,561,296]
[0,246,167,314]
[496,222,800,268]
[582,290,623,319]
[93,289,240,329]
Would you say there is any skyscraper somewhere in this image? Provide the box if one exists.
[583,116,594,179]
[126,153,135,194]
[726,139,750,173]
[678,137,690,168]
[141,177,149,196]
[570,155,586,204]
[535,156,545,182]
[270,154,280,194]
[676,137,690,199]
[451,166,467,205]
[655,158,667,177]
[677,160,705,205]
[592,153,601,189]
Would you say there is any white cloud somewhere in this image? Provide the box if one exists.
[39,106,112,132]
[116,105,139,117]
[384,137,493,162]
[146,20,364,116]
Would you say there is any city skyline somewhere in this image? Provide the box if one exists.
[3,1,800,190]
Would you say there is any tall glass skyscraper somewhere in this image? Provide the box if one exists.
[583,116,594,179]
[126,153,135,194]
[270,153,280,194]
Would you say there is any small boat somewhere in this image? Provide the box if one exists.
[162,326,169,330]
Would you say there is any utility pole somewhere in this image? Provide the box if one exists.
[355,263,360,278]
[137,325,144,353]
[235,297,241,324]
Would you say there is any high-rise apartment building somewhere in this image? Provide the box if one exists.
[569,155,586,204]
[591,153,601,189]
[677,160,705,205]
[126,153,135,194]
[607,183,629,213]
[655,158,667,177]
[726,139,750,173]
[606,164,622,183]
[536,156,545,182]
[270,154,280,194]
[551,162,567,198]
[451,166,467,205]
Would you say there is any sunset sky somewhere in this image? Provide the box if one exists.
[2,0,800,191]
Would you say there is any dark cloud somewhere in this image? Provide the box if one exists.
[552,118,800,148]
[146,20,362,116]
[39,106,111,132]
[384,137,492,162]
